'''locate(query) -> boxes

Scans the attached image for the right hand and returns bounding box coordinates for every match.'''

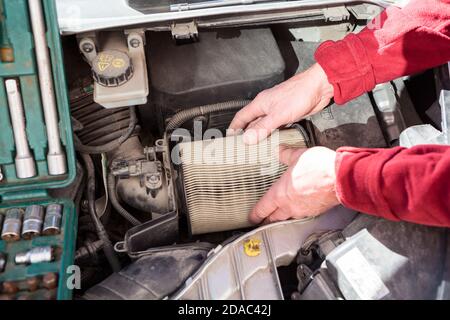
[249,146,340,225]
[228,63,334,144]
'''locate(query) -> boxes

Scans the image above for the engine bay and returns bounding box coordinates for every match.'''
[51,1,448,299]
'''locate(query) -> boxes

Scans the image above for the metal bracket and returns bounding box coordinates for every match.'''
[125,29,146,51]
[323,7,350,22]
[171,21,198,42]
[111,146,164,192]
[77,32,98,63]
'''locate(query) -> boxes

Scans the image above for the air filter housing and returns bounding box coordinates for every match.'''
[178,129,308,235]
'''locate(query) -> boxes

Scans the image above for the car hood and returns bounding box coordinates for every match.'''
[55,0,396,34]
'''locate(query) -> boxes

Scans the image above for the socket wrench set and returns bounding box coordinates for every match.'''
[0,1,77,299]
[0,200,76,300]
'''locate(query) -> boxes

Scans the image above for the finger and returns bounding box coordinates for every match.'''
[249,182,280,224]
[226,127,244,136]
[246,116,264,130]
[243,111,289,145]
[243,117,273,142]
[263,207,292,224]
[279,146,308,166]
[228,100,265,131]
[243,115,277,144]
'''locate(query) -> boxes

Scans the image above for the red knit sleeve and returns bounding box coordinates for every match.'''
[314,0,450,104]
[335,145,450,227]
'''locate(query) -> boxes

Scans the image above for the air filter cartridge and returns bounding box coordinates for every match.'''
[178,128,308,234]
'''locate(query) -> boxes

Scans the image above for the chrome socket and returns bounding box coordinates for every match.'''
[5,79,36,179]
[22,205,44,240]
[15,246,54,265]
[1,208,24,242]
[42,204,62,235]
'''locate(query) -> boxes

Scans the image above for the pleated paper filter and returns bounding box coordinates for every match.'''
[178,129,308,234]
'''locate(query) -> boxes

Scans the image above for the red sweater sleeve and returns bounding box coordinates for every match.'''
[314,0,450,104]
[335,145,450,227]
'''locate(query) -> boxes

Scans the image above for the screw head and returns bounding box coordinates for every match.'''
[130,38,140,48]
[82,42,94,53]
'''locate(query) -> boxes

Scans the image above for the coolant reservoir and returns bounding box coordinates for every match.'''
[79,31,148,108]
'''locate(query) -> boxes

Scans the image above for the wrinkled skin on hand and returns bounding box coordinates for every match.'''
[249,146,341,224]
[228,63,340,224]
[228,63,334,144]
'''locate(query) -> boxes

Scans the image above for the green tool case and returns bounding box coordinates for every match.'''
[0,0,77,300]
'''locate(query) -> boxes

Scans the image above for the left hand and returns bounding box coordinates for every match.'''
[228,63,334,144]
[249,146,341,224]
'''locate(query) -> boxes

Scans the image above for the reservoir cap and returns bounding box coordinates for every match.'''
[92,50,133,87]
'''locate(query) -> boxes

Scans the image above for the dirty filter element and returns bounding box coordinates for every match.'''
[178,129,308,235]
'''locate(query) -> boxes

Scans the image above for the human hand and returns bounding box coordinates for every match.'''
[249,146,340,224]
[228,63,334,144]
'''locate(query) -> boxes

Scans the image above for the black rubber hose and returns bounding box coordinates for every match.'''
[74,106,137,154]
[80,153,121,272]
[75,240,104,263]
[165,100,250,131]
[107,172,141,226]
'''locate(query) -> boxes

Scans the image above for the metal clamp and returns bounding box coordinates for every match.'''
[171,21,198,42]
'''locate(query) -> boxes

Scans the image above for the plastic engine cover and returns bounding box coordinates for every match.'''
[147,28,285,112]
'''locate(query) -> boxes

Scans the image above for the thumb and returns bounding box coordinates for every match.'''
[243,115,276,145]
[279,146,307,166]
